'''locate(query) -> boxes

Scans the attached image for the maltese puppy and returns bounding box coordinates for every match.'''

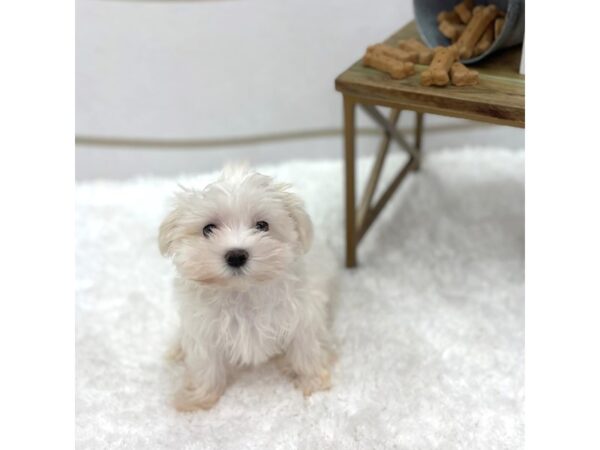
[159,164,334,411]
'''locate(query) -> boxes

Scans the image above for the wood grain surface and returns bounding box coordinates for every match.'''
[335,22,524,127]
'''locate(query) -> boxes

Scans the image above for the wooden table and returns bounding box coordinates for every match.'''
[335,21,524,268]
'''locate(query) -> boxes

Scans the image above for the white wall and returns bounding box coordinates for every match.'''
[76,0,524,180]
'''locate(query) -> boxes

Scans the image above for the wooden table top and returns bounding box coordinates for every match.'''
[335,22,525,128]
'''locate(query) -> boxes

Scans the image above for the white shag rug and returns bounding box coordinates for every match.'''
[76,147,524,449]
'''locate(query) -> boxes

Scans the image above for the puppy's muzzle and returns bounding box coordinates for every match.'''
[225,249,249,268]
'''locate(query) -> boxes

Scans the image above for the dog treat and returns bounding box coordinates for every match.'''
[494,17,505,40]
[450,62,479,86]
[455,4,498,59]
[364,3,509,89]
[363,52,415,79]
[439,20,466,42]
[367,44,418,63]
[454,0,474,24]
[420,46,458,86]
[398,38,435,65]
[437,10,461,24]
[474,23,494,56]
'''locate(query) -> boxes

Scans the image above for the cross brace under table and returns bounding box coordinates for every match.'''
[343,96,423,268]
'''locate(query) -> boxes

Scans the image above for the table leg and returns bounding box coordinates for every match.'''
[414,112,424,171]
[343,96,357,268]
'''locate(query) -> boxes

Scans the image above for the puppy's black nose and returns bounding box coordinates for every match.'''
[225,249,249,268]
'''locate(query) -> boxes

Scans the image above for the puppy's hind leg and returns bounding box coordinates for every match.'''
[283,313,334,397]
[164,335,185,362]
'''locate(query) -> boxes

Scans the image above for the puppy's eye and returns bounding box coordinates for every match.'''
[203,224,217,237]
[255,221,269,232]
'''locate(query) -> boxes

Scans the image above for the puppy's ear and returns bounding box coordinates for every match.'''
[280,188,313,254]
[158,204,182,257]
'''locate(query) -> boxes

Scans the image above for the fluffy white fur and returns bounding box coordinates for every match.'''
[76,149,524,449]
[158,164,333,411]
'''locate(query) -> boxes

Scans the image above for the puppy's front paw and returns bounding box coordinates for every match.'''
[173,385,222,412]
[294,369,331,397]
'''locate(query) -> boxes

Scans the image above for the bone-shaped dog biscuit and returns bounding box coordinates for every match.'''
[437,10,461,24]
[363,52,415,80]
[494,17,505,40]
[367,44,418,63]
[450,62,479,86]
[398,38,435,65]
[439,20,466,42]
[474,23,494,56]
[455,4,498,59]
[454,0,474,24]
[420,46,458,86]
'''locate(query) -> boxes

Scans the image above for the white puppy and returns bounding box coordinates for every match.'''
[159,164,333,411]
